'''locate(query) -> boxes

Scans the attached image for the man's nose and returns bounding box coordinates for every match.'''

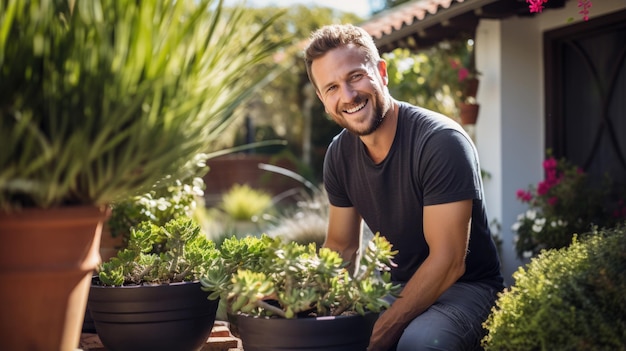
[339,83,357,102]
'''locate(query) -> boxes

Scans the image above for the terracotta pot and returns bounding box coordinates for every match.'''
[237,312,379,351]
[99,223,125,263]
[88,279,219,351]
[463,78,480,98]
[459,102,480,125]
[0,206,109,351]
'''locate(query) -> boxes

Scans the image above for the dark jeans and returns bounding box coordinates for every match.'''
[385,281,499,351]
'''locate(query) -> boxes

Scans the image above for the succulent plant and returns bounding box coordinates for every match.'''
[201,233,400,318]
[97,217,220,286]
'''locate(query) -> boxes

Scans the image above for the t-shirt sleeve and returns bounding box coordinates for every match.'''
[323,139,353,207]
[419,129,481,206]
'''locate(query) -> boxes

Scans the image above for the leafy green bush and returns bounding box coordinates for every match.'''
[482,224,626,350]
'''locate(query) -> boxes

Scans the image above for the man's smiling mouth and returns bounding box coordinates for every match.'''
[344,100,368,114]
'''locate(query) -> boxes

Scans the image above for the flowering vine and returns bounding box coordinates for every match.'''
[527,0,593,21]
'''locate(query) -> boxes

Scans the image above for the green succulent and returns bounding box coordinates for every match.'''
[201,233,400,318]
[98,217,220,286]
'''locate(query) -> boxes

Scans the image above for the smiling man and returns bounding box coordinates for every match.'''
[304,24,504,351]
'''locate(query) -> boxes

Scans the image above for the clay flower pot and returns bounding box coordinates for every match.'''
[0,206,108,351]
[459,102,480,125]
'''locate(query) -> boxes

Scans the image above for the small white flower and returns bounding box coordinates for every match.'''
[526,209,537,220]
[534,217,546,226]
[523,250,533,258]
[511,222,521,231]
[532,221,544,233]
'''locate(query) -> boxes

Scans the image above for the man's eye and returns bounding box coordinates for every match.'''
[326,86,337,93]
[351,73,363,81]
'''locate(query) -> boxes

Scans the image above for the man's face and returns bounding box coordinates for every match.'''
[311,44,390,136]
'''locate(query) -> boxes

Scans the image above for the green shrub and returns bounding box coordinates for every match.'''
[220,184,273,221]
[482,224,626,350]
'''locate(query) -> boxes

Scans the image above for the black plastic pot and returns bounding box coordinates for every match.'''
[88,279,219,351]
[237,312,379,351]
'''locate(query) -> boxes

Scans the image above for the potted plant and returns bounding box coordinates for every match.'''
[0,1,282,349]
[201,233,400,351]
[431,37,481,125]
[89,215,222,351]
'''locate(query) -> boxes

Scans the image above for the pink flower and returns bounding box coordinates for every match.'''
[527,0,548,13]
[457,67,469,82]
[546,169,558,183]
[537,180,552,196]
[547,196,558,206]
[543,157,557,172]
[578,0,592,21]
[516,189,533,202]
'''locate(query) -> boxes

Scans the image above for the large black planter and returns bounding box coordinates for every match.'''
[237,312,379,351]
[88,279,219,351]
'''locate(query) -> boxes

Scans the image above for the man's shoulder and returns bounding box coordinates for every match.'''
[327,129,357,159]
[397,101,459,129]
[396,102,465,143]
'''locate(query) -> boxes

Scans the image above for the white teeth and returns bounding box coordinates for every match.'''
[345,101,366,114]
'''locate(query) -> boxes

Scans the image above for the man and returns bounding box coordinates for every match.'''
[304,24,504,351]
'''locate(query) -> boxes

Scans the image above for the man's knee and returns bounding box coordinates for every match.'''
[394,304,482,351]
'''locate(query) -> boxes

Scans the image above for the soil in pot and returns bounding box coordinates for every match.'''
[88,279,219,351]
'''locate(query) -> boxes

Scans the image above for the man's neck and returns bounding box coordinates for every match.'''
[361,100,399,164]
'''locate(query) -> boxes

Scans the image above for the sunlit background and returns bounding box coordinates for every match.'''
[226,0,372,17]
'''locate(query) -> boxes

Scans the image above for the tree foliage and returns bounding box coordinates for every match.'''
[226,5,362,181]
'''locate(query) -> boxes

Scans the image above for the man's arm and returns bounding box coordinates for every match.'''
[367,199,472,351]
[323,204,363,269]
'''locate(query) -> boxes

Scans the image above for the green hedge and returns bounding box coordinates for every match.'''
[482,224,626,351]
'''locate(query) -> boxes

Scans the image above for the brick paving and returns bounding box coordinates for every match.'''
[78,321,243,351]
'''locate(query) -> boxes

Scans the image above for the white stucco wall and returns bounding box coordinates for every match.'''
[474,0,625,285]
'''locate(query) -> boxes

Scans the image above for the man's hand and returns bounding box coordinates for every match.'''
[367,309,406,351]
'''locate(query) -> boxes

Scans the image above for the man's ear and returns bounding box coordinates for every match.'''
[377,60,389,86]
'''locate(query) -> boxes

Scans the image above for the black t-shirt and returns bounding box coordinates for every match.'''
[324,102,503,289]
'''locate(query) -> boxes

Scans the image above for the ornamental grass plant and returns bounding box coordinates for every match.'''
[0,0,285,210]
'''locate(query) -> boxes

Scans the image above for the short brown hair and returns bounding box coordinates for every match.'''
[304,24,380,90]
